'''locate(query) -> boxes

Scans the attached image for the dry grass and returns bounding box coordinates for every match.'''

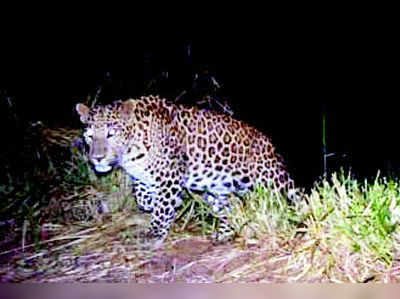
[1,127,400,282]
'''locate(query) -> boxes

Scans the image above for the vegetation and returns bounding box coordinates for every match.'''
[1,123,400,282]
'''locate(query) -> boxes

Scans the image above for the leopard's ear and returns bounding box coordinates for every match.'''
[121,100,135,121]
[76,103,90,123]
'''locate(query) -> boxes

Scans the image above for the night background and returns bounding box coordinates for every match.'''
[0,36,396,190]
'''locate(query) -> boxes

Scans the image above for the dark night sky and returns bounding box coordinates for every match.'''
[0,35,397,189]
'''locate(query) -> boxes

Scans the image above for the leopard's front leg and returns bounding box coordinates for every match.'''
[149,200,177,242]
[132,180,181,245]
[146,155,187,244]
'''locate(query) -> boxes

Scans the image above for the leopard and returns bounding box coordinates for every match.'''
[76,95,302,244]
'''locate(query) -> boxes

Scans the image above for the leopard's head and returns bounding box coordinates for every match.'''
[76,101,136,173]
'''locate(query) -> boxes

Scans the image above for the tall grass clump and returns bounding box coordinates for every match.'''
[228,172,400,282]
[294,172,399,281]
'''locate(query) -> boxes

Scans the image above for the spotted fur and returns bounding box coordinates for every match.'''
[76,96,302,243]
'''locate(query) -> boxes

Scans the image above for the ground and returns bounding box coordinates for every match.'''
[2,206,400,283]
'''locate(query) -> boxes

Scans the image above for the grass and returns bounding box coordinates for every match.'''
[1,126,400,282]
[212,172,399,282]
